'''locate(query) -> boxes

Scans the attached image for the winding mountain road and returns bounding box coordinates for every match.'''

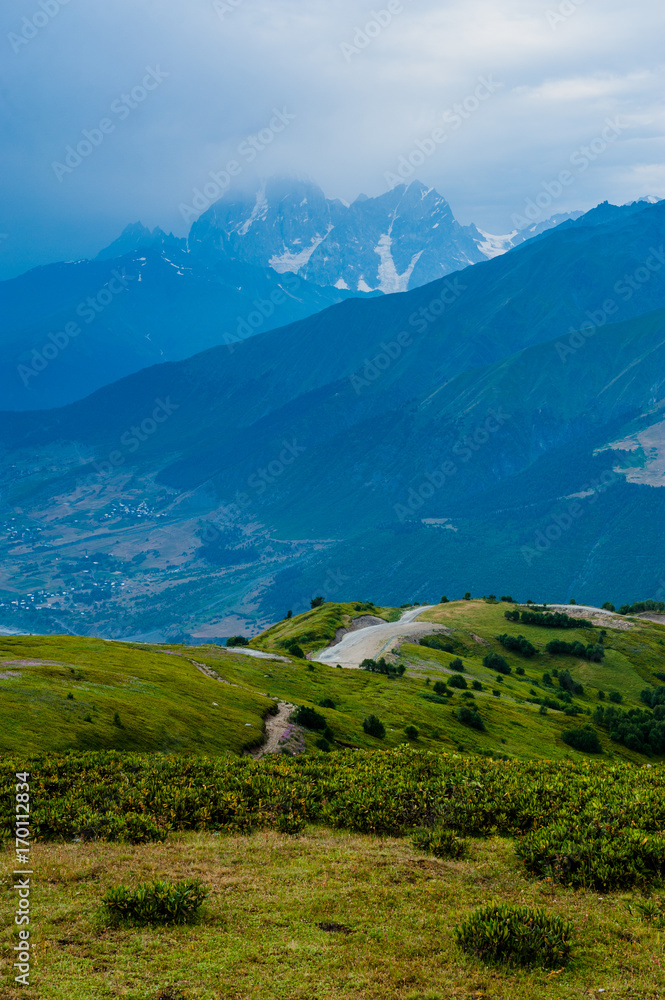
[313,605,449,669]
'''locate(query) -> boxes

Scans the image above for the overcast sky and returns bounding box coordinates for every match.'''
[0,0,663,278]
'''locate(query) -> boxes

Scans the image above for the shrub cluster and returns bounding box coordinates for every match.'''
[3,750,665,889]
[505,610,590,629]
[558,669,584,697]
[497,634,536,657]
[412,826,466,859]
[483,652,511,674]
[226,635,249,647]
[454,904,573,968]
[362,715,385,738]
[455,706,485,731]
[419,635,454,653]
[282,638,306,658]
[102,878,208,925]
[360,657,405,677]
[617,599,665,616]
[561,726,601,753]
[292,706,327,731]
[546,639,604,662]
[594,704,665,754]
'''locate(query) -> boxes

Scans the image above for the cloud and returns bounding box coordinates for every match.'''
[0,0,663,278]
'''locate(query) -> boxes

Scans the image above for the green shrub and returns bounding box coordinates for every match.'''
[226,635,249,647]
[517,820,665,891]
[282,639,305,658]
[456,706,485,731]
[315,737,332,752]
[448,674,467,690]
[515,665,525,676]
[472,680,483,691]
[450,658,464,671]
[483,652,511,674]
[112,711,123,728]
[411,826,466,858]
[454,903,573,968]
[419,635,453,653]
[362,715,385,738]
[609,690,623,704]
[405,725,419,740]
[433,680,447,695]
[561,726,601,753]
[102,878,208,925]
[319,697,336,708]
[497,634,536,657]
[292,706,327,731]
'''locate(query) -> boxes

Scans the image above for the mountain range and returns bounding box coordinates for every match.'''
[0,195,662,641]
[0,178,577,411]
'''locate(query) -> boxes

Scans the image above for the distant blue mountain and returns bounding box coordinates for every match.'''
[0,178,578,411]
[0,197,662,640]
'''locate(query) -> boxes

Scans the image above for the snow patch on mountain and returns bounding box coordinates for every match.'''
[375,233,423,293]
[269,226,332,274]
[476,229,520,259]
[238,182,269,236]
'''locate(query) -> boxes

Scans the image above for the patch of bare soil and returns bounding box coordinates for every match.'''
[251,701,297,758]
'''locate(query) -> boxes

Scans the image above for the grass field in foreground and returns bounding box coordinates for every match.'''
[1,829,663,1000]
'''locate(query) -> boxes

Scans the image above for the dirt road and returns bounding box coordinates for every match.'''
[312,605,448,669]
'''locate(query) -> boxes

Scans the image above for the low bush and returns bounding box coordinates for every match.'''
[419,635,454,653]
[319,698,336,709]
[362,715,385,738]
[517,820,665,891]
[561,726,601,753]
[456,706,485,731]
[448,674,467,690]
[102,878,207,925]
[361,657,405,677]
[449,658,464,671]
[483,652,511,674]
[411,826,467,859]
[454,903,573,968]
[433,680,447,695]
[546,639,604,662]
[497,634,536,657]
[292,706,327,731]
[226,635,249,647]
[405,725,419,740]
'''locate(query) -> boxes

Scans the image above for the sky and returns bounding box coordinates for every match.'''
[0,0,663,278]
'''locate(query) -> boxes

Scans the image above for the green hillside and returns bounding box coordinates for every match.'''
[2,599,664,761]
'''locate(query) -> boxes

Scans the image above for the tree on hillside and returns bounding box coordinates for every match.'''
[310,596,324,608]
